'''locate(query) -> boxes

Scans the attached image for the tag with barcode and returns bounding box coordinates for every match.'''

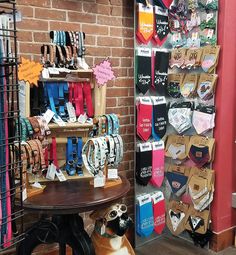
[46,164,56,181]
[94,174,105,188]
[56,169,67,182]
[108,169,118,180]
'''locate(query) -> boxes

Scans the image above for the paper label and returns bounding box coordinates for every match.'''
[22,188,27,201]
[43,109,55,124]
[136,47,152,57]
[139,97,152,105]
[53,115,66,126]
[42,68,50,79]
[78,113,87,124]
[137,194,151,206]
[152,140,165,150]
[48,67,60,75]
[139,142,152,152]
[94,175,105,188]
[108,169,118,180]
[46,164,56,181]
[206,13,214,22]
[151,96,166,105]
[56,169,67,182]
[66,102,77,123]
[151,191,164,204]
[31,182,43,189]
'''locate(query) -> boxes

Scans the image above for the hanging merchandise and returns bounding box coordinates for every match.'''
[165,135,190,161]
[188,136,215,167]
[182,48,203,69]
[168,101,193,134]
[165,165,190,197]
[153,6,170,46]
[150,141,165,187]
[151,191,165,235]
[192,105,216,135]
[188,167,215,211]
[185,205,210,235]
[94,114,120,136]
[136,97,152,142]
[136,194,154,237]
[136,3,154,44]
[136,143,152,186]
[201,45,220,73]
[167,73,184,98]
[135,48,152,95]
[65,137,83,176]
[198,0,218,11]
[151,96,167,140]
[180,73,198,98]
[152,50,169,95]
[169,48,186,69]
[166,200,189,236]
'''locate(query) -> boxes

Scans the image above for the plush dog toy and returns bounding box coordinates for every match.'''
[90,203,135,255]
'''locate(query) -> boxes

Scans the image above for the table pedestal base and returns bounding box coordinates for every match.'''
[17,214,95,255]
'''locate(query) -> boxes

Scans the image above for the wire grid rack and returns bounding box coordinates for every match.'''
[0,0,24,252]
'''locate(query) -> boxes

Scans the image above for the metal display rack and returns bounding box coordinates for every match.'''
[0,0,24,252]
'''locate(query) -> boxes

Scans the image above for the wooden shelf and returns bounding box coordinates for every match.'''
[28,169,93,184]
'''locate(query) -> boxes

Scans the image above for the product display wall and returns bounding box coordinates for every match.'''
[134,0,220,249]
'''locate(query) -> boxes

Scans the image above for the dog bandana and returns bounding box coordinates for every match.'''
[136,97,152,141]
[136,3,154,44]
[153,51,169,95]
[151,191,165,234]
[168,102,193,134]
[197,73,218,101]
[136,194,154,237]
[192,105,216,134]
[151,96,167,140]
[136,48,152,95]
[136,143,152,186]
[166,172,188,197]
[188,145,210,167]
[150,141,165,187]
[153,6,170,46]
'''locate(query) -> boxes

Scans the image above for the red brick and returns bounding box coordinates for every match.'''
[112,48,133,57]
[113,67,127,77]
[94,57,120,67]
[18,31,33,42]
[68,12,96,24]
[19,43,42,54]
[121,58,133,68]
[123,38,134,48]
[106,98,117,107]
[17,0,50,7]
[118,97,133,107]
[82,24,108,35]
[96,0,110,4]
[17,5,34,18]
[97,15,122,26]
[83,2,111,15]
[110,0,122,6]
[111,6,122,16]
[110,27,134,38]
[52,0,82,11]
[97,36,122,47]
[86,46,111,57]
[17,19,49,31]
[106,106,129,115]
[35,8,66,21]
[113,78,133,87]
[49,21,80,31]
[85,35,96,46]
[33,32,50,43]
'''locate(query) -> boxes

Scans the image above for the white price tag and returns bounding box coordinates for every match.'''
[43,109,55,124]
[48,67,60,75]
[108,169,118,180]
[94,175,105,188]
[46,164,56,181]
[78,113,87,124]
[66,102,77,123]
[42,68,50,79]
[22,188,27,201]
[55,169,67,182]
[53,115,66,126]
[31,182,43,189]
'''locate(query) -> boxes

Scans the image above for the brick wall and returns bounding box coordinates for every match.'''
[16,0,134,253]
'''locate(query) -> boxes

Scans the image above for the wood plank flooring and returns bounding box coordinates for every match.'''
[135,236,236,255]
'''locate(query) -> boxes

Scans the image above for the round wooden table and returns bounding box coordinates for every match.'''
[18,176,130,255]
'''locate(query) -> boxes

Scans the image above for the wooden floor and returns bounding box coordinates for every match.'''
[135,236,236,255]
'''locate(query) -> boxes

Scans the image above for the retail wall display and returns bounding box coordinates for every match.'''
[0,1,24,252]
[134,0,219,249]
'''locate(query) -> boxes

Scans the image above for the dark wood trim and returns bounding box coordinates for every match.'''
[210,228,235,252]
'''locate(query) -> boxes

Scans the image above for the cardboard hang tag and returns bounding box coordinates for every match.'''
[166,200,189,236]
[185,205,210,234]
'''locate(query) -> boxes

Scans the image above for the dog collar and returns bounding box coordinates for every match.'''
[94,224,117,239]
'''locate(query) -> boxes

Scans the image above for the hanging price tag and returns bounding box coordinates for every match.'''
[56,169,67,182]
[46,163,56,181]
[94,173,105,188]
[108,169,118,180]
